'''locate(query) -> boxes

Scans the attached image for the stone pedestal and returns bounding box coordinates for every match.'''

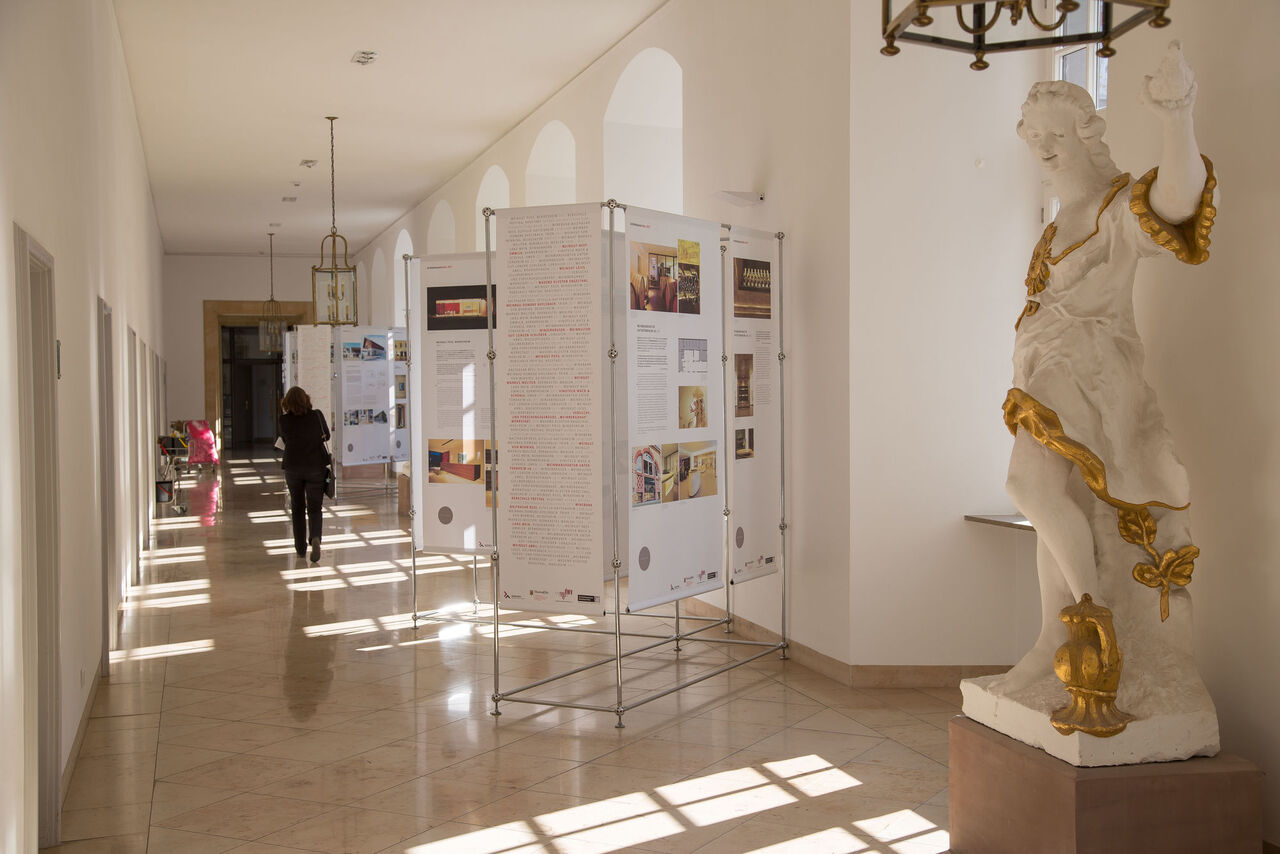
[949,716,1262,854]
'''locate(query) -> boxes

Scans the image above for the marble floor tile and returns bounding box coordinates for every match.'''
[54,461,957,853]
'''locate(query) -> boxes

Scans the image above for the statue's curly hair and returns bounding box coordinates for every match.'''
[1017,81,1120,177]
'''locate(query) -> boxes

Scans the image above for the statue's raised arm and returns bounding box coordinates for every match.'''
[1142,41,1208,224]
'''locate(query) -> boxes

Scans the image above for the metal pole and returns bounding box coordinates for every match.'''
[673,600,681,653]
[472,554,479,615]
[606,200,625,728]
[720,240,733,635]
[403,254,420,628]
[483,207,503,716]
[776,232,789,659]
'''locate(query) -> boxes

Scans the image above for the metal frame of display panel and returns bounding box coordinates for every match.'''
[400,203,790,728]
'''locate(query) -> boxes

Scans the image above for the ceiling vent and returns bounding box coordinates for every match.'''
[351,50,378,65]
[282,196,297,203]
[268,222,282,228]
[299,159,317,168]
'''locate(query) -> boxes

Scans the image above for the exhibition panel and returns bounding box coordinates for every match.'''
[389,326,408,461]
[725,226,784,585]
[623,207,726,610]
[334,325,393,464]
[494,202,607,613]
[408,253,496,554]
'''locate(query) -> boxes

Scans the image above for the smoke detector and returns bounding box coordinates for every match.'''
[299,159,317,168]
[351,50,379,65]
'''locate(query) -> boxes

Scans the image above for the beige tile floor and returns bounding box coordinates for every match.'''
[52,456,956,853]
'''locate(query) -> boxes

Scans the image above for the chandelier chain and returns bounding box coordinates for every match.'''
[329,117,337,236]
[268,232,275,300]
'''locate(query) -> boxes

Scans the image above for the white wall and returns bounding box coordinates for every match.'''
[847,16,1044,667]
[161,253,335,420]
[354,0,854,662]
[1100,6,1280,840]
[0,1,165,848]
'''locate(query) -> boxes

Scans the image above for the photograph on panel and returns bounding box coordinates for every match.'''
[361,335,388,360]
[678,385,707,429]
[629,241,678,312]
[734,257,772,319]
[677,441,718,500]
[426,284,493,331]
[632,444,662,507]
[394,339,408,361]
[676,238,701,314]
[736,427,755,460]
[428,438,485,485]
[735,353,754,418]
[661,443,680,503]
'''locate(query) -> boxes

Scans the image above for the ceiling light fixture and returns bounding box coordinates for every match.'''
[881,1,1170,70]
[282,196,297,203]
[259,232,284,353]
[300,159,318,168]
[312,116,357,326]
[351,50,379,65]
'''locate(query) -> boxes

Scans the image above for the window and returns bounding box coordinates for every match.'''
[1052,0,1108,110]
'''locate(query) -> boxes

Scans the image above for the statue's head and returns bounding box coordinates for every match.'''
[1017,81,1120,181]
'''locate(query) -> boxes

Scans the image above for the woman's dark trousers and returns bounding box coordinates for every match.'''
[284,470,326,553]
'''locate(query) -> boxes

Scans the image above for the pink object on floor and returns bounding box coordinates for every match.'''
[185,419,219,464]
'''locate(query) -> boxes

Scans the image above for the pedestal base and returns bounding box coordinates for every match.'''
[949,716,1262,854]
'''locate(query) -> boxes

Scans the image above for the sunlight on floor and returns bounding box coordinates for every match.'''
[108,638,214,662]
[399,755,945,853]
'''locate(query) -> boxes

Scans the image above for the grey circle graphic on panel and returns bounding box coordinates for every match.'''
[735,527,745,548]
[638,547,651,571]
[347,443,354,452]
[438,506,453,525]
[395,440,402,449]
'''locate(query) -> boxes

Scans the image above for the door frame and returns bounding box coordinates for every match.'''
[14,223,62,847]
[203,300,311,453]
[96,298,117,677]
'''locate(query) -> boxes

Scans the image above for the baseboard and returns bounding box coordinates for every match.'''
[682,596,1008,689]
[61,675,99,805]
[1262,841,1278,853]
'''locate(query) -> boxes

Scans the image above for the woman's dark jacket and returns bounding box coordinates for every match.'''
[278,409,331,473]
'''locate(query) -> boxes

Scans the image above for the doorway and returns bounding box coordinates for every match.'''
[14,225,62,847]
[221,326,282,448]
[97,299,117,677]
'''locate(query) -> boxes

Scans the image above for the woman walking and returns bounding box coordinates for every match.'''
[278,386,330,562]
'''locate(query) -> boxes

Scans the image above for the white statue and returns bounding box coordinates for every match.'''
[962,42,1221,766]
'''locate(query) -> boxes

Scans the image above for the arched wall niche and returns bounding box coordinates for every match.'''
[393,229,413,325]
[475,165,511,251]
[370,247,387,326]
[525,120,577,206]
[427,201,456,255]
[603,47,683,214]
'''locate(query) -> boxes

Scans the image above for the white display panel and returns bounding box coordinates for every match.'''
[336,326,393,464]
[293,325,334,431]
[390,326,409,462]
[495,204,605,612]
[410,253,495,554]
[726,228,782,584]
[623,207,725,611]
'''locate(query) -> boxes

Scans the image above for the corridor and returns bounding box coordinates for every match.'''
[55,458,953,853]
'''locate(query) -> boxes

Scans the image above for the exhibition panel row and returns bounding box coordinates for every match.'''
[405,202,785,616]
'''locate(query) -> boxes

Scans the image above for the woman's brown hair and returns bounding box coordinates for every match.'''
[281,386,312,416]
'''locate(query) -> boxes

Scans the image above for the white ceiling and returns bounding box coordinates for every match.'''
[112,0,667,256]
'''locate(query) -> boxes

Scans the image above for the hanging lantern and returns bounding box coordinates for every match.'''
[312,116,358,325]
[259,232,284,352]
[881,1,1171,71]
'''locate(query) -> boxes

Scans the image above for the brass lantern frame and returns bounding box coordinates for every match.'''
[312,116,358,326]
[881,1,1171,70]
